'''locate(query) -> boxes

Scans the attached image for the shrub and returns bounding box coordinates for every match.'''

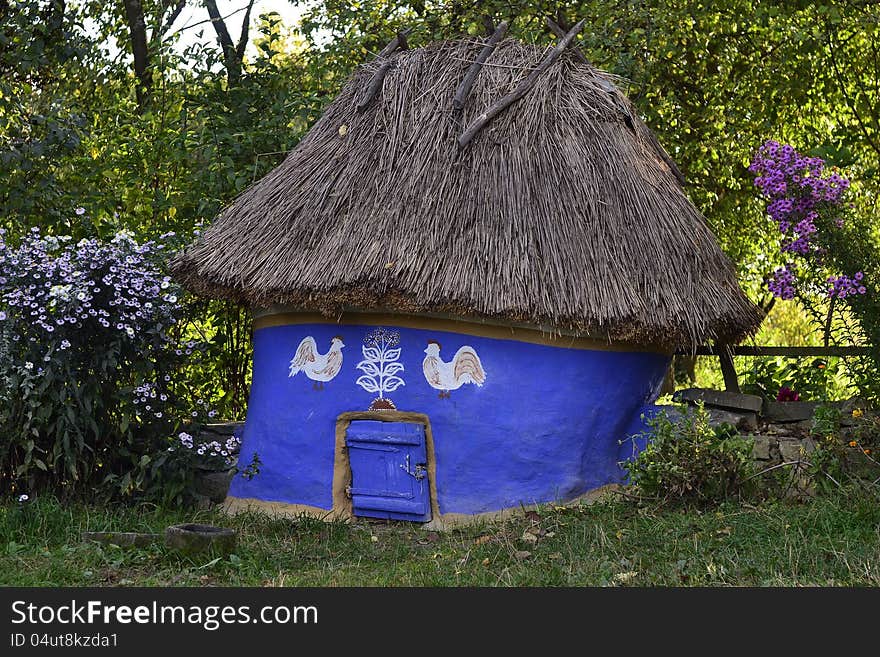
[172,429,260,480]
[749,141,880,402]
[741,356,848,402]
[807,404,880,493]
[623,404,756,505]
[0,227,235,501]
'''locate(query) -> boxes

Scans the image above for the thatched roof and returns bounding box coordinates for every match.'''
[171,35,763,350]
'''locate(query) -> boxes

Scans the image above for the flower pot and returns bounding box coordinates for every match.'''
[192,467,236,504]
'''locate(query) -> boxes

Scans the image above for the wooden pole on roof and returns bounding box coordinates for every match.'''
[545,17,589,65]
[356,27,413,113]
[377,28,412,59]
[452,21,509,112]
[457,18,585,149]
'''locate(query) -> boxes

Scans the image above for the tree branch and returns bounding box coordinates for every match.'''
[170,4,249,36]
[826,25,880,159]
[203,0,242,83]
[236,0,256,61]
[162,0,187,33]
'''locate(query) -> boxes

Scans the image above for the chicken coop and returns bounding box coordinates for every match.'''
[171,22,762,526]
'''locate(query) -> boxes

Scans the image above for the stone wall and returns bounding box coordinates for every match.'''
[670,388,874,496]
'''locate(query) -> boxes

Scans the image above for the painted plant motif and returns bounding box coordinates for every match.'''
[356,327,405,410]
[289,336,345,389]
[422,341,486,398]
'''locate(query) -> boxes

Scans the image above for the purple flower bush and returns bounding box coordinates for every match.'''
[749,140,864,299]
[750,140,880,401]
[0,227,250,500]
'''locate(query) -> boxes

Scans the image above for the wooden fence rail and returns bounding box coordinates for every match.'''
[674,345,875,393]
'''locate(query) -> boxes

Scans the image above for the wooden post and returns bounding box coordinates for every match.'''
[356,60,395,113]
[718,344,740,394]
[355,28,413,113]
[376,28,412,59]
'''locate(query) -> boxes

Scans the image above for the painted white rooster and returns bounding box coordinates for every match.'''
[422,340,486,398]
[289,336,345,389]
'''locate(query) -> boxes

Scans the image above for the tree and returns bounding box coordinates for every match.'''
[119,0,188,110]
[203,0,255,85]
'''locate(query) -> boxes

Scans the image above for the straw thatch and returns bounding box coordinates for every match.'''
[171,36,763,350]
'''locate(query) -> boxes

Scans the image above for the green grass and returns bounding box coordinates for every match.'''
[1,494,879,586]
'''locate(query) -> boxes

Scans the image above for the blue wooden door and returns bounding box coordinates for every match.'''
[346,420,431,522]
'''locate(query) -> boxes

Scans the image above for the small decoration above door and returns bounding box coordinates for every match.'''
[356,327,405,410]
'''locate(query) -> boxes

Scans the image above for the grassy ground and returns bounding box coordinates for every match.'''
[2,493,879,587]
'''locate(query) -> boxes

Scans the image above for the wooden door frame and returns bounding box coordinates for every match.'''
[332,411,440,522]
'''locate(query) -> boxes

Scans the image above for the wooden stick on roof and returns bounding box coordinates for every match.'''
[356,28,413,113]
[377,28,412,59]
[457,18,585,150]
[453,21,509,112]
[545,17,590,65]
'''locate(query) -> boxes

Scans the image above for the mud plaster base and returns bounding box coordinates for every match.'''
[221,484,621,531]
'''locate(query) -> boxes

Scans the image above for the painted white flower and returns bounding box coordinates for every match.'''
[23,361,33,370]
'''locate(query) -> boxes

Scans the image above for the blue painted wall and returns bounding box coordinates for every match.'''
[229,321,670,515]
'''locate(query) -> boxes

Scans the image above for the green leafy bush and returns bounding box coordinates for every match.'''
[742,356,848,402]
[807,404,880,493]
[623,404,756,505]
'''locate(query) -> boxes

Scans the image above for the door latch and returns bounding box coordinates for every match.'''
[400,455,427,481]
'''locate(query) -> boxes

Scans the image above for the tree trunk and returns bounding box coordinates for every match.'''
[122,0,151,110]
[204,0,254,86]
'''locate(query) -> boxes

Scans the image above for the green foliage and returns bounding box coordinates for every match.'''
[624,404,756,505]
[807,404,880,493]
[741,357,848,401]
[0,0,91,226]
[811,403,842,440]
